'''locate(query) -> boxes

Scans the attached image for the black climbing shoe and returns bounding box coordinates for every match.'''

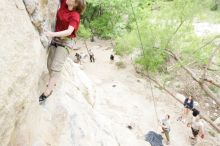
[39,91,52,104]
[39,93,48,103]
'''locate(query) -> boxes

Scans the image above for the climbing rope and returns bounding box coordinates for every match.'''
[129,0,160,125]
[129,0,145,55]
[83,40,90,54]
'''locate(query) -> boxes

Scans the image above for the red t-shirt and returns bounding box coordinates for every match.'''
[55,0,80,38]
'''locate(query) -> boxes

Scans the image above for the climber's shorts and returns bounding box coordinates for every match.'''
[47,45,71,73]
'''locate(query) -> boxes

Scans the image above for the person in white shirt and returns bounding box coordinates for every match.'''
[187,109,205,140]
[160,114,171,145]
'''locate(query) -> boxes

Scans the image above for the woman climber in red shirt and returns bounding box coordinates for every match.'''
[39,0,86,103]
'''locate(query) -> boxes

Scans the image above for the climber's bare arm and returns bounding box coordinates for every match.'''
[45,25,74,37]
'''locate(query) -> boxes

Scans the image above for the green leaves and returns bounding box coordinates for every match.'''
[81,0,131,38]
[78,24,92,39]
[115,0,218,72]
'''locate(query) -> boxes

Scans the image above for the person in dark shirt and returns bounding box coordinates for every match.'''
[183,95,194,113]
[177,95,194,122]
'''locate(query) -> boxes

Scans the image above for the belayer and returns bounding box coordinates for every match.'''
[187,108,205,141]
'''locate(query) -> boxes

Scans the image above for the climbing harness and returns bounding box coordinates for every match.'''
[51,39,70,54]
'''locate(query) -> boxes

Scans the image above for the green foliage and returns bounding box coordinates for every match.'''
[136,49,167,72]
[77,24,92,39]
[83,0,220,73]
[115,0,217,72]
[210,0,219,11]
[115,32,139,56]
[90,13,114,38]
[196,0,220,23]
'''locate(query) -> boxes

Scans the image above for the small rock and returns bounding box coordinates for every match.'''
[112,85,116,88]
[194,101,199,107]
[127,125,133,130]
[213,101,217,105]
[82,54,88,59]
[207,111,210,116]
[205,103,210,107]
[213,113,218,117]
[166,81,171,85]
[214,117,220,126]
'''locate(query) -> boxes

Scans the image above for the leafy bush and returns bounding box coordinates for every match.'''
[78,24,92,39]
[115,31,139,56]
[90,13,114,38]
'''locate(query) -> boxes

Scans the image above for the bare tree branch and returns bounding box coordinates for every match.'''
[207,68,220,72]
[202,78,220,88]
[201,47,220,82]
[167,61,196,72]
[165,21,184,49]
[164,49,220,105]
[192,35,220,54]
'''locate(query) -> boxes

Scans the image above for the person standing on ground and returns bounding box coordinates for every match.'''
[89,49,95,62]
[160,114,171,145]
[39,0,86,103]
[187,109,205,141]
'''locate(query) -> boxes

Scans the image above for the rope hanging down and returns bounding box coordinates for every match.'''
[129,0,159,124]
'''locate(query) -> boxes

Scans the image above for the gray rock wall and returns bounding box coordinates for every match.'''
[0,0,47,145]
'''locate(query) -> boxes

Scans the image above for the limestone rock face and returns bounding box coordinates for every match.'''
[23,0,59,47]
[23,0,37,15]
